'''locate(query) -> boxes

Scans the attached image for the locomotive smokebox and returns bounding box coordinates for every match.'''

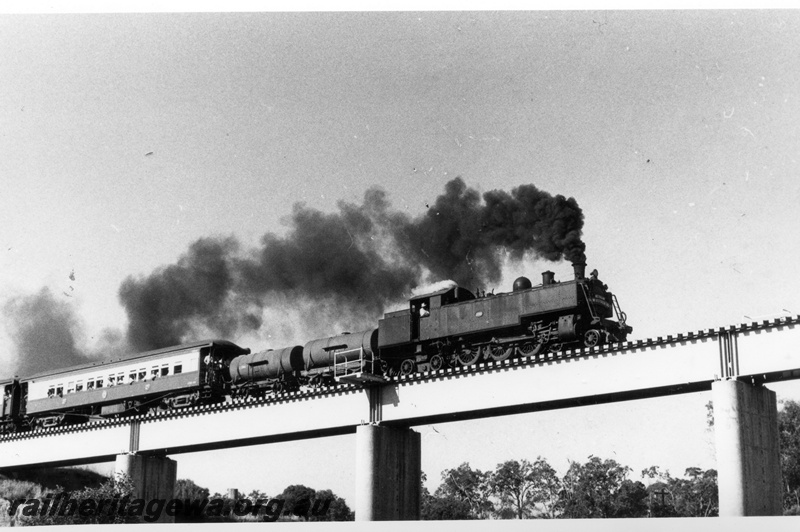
[572,262,586,280]
[541,271,555,286]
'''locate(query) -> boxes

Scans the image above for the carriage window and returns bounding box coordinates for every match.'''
[160,364,169,377]
[76,381,83,392]
[117,372,124,385]
[173,363,182,375]
[96,377,104,388]
[87,379,95,390]
[108,375,116,386]
[67,382,75,394]
[138,368,146,380]
[151,366,159,379]
[47,386,55,397]
[129,371,137,383]
[56,385,63,397]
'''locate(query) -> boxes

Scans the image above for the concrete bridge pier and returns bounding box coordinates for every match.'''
[355,424,421,521]
[713,379,782,516]
[114,453,177,523]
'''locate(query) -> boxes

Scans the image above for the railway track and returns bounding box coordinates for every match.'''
[2,315,797,443]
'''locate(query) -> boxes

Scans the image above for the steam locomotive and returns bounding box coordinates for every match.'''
[1,263,630,434]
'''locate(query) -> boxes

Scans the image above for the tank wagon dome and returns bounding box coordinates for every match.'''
[512,276,532,291]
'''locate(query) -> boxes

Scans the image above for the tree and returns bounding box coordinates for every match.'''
[613,479,649,518]
[421,470,474,520]
[276,484,316,521]
[273,484,350,521]
[17,473,138,526]
[674,468,718,517]
[488,457,562,519]
[559,456,648,518]
[529,457,562,518]
[489,460,534,519]
[435,463,494,519]
[309,489,354,521]
[641,465,718,517]
[422,493,474,520]
[247,489,269,503]
[174,478,210,502]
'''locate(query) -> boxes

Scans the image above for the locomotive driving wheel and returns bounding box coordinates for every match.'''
[517,338,545,358]
[457,346,481,366]
[488,344,512,362]
[430,354,444,371]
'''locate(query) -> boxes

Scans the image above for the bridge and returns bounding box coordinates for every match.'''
[2,316,799,519]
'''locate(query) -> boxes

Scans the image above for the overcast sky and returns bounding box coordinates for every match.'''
[2,9,799,505]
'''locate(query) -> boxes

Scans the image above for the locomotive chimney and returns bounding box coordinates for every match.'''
[542,271,555,285]
[572,262,586,280]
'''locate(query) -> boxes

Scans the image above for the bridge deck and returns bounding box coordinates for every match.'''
[1,319,797,470]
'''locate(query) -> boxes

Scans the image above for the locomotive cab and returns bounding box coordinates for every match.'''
[409,286,476,340]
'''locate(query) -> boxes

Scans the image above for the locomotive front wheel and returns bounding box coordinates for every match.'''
[430,354,444,371]
[400,359,416,376]
[584,329,601,347]
[457,347,480,366]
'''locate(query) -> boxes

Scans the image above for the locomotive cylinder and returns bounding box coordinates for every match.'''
[303,328,379,370]
[229,345,304,383]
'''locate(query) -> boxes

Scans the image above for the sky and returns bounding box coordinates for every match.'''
[1,8,800,507]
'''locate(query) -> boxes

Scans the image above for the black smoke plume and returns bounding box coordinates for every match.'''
[2,288,92,376]
[396,178,586,286]
[119,178,586,351]
[118,237,243,350]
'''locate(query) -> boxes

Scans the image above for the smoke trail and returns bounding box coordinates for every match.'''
[481,183,586,264]
[2,288,91,376]
[119,178,586,351]
[396,179,586,289]
[236,188,420,313]
[118,237,245,351]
